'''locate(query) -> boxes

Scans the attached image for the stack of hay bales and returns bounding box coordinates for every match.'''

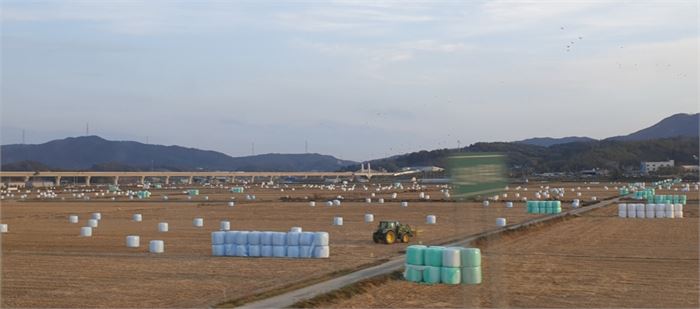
[230,187,244,193]
[212,230,329,258]
[403,245,481,285]
[526,201,562,214]
[618,203,683,219]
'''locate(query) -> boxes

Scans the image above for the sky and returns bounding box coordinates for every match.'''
[1,0,698,161]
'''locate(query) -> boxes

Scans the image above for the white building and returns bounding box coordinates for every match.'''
[641,160,675,174]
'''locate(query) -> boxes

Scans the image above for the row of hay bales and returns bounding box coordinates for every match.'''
[618,203,684,218]
[70,212,186,253]
[404,245,482,285]
[526,201,562,214]
[211,229,330,258]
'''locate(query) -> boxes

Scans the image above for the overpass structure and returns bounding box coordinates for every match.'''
[0,171,396,186]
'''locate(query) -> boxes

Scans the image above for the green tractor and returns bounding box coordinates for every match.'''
[372,220,415,244]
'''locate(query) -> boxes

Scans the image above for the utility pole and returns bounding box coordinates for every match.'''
[21,129,25,144]
[86,122,89,136]
[457,139,461,150]
[305,140,308,153]
[251,142,255,155]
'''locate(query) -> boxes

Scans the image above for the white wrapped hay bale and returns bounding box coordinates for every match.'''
[235,231,249,245]
[149,240,164,253]
[313,232,329,246]
[442,247,461,267]
[92,213,101,220]
[635,204,645,218]
[482,201,490,207]
[212,244,225,256]
[391,193,398,199]
[290,227,303,233]
[299,232,314,246]
[287,246,300,258]
[299,246,313,258]
[378,198,385,204]
[261,245,273,257]
[655,204,666,218]
[193,217,204,227]
[626,204,636,218]
[505,202,513,208]
[87,219,99,228]
[364,213,374,223]
[220,221,231,231]
[225,231,237,244]
[309,201,316,207]
[665,203,675,219]
[158,222,169,232]
[333,217,343,226]
[326,201,333,207]
[618,204,627,218]
[496,218,507,227]
[248,245,261,257]
[401,201,408,207]
[313,246,330,258]
[126,235,140,248]
[645,204,655,218]
[228,201,235,207]
[260,231,273,245]
[287,232,301,246]
[248,231,261,245]
[80,226,92,237]
[211,231,225,245]
[272,232,286,246]
[235,245,248,257]
[366,198,372,203]
[132,214,142,222]
[333,199,341,206]
[426,215,437,224]
[273,246,286,257]
[225,244,236,256]
[68,215,79,224]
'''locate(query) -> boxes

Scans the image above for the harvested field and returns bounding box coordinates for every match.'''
[2,184,545,308]
[309,200,699,308]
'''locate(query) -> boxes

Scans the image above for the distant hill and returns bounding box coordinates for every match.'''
[0,160,55,171]
[513,113,698,146]
[344,136,698,173]
[515,136,597,147]
[606,113,699,141]
[0,136,356,172]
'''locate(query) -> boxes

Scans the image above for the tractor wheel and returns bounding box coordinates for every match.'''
[385,231,396,244]
[401,234,410,243]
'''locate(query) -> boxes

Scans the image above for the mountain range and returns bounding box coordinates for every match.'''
[515,113,698,147]
[1,136,355,172]
[1,113,697,172]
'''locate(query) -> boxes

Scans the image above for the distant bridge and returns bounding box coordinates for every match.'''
[0,171,397,186]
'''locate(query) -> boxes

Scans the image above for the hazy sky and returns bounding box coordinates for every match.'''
[1,0,698,161]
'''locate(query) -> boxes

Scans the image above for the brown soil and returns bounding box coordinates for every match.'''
[315,199,699,308]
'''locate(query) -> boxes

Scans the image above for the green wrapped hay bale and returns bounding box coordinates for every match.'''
[681,195,687,205]
[406,245,427,266]
[461,266,482,285]
[440,267,461,285]
[460,247,481,267]
[404,264,423,282]
[424,246,445,267]
[527,201,537,213]
[423,266,441,284]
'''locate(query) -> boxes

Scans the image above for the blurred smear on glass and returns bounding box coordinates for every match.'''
[447,153,506,199]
